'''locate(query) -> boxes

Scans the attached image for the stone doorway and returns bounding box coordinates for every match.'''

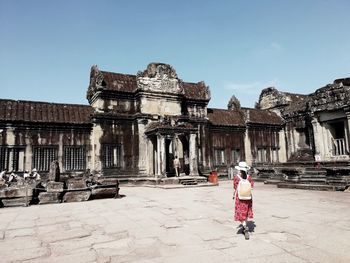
[178,135,190,175]
[164,134,190,177]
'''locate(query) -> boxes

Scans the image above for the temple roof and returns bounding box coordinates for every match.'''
[100,71,209,101]
[100,71,138,93]
[182,81,210,101]
[207,108,283,126]
[242,108,283,125]
[89,65,210,101]
[207,108,245,126]
[310,78,350,112]
[0,99,283,127]
[0,99,93,124]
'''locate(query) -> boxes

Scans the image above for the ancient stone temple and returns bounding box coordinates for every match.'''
[0,63,349,189]
[257,78,350,189]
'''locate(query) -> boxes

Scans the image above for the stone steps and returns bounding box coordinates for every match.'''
[298,178,327,184]
[302,173,327,178]
[277,183,345,191]
[255,164,350,191]
[179,179,198,185]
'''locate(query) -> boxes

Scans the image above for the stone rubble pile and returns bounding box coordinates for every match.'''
[0,161,120,208]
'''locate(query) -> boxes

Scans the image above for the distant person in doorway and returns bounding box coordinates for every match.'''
[173,156,181,177]
[233,161,254,240]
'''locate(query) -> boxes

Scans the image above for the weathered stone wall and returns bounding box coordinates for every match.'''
[197,124,211,173]
[139,95,182,116]
[0,124,91,174]
[258,87,287,111]
[137,119,149,176]
[209,128,245,168]
[248,127,281,163]
[94,119,139,176]
[187,105,207,118]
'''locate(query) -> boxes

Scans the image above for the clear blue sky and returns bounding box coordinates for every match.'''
[1,0,349,108]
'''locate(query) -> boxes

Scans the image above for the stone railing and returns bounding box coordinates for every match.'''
[333,138,346,156]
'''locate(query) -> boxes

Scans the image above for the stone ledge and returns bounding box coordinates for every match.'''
[277,183,345,191]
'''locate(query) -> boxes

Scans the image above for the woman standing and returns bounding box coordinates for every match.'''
[233,161,254,239]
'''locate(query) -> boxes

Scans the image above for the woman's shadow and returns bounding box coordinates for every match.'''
[236,221,256,234]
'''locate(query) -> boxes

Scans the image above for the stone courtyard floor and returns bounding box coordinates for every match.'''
[0,181,349,263]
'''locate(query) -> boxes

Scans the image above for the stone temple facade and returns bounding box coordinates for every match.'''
[0,63,349,187]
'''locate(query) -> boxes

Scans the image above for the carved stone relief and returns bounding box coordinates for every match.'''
[137,63,184,94]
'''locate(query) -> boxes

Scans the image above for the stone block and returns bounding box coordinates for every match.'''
[91,186,118,198]
[66,179,87,190]
[46,181,64,192]
[96,178,119,186]
[48,160,60,182]
[62,190,91,202]
[0,187,32,198]
[2,197,30,207]
[38,192,61,204]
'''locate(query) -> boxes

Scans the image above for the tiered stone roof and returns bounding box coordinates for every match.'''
[0,99,92,124]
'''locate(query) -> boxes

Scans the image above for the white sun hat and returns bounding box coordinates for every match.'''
[234,161,250,172]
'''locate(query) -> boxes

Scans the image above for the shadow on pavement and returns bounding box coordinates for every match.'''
[236,220,256,235]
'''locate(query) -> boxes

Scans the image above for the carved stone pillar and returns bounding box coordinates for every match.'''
[156,135,161,177]
[311,117,325,158]
[90,123,103,173]
[345,111,350,154]
[278,129,287,163]
[156,134,166,177]
[147,138,154,176]
[137,119,148,176]
[189,133,199,176]
[244,130,252,166]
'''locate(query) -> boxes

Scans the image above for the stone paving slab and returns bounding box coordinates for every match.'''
[0,181,349,262]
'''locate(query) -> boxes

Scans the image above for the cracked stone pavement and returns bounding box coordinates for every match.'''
[0,181,349,263]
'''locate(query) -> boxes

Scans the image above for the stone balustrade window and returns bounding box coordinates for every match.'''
[102,144,122,168]
[33,146,58,172]
[271,147,279,163]
[64,146,86,171]
[231,149,240,164]
[214,148,225,165]
[332,138,346,156]
[0,146,25,172]
[257,148,267,163]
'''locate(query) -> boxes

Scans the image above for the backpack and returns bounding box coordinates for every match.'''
[237,174,252,200]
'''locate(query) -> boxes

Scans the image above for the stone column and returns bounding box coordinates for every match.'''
[24,135,32,172]
[137,120,148,176]
[156,134,166,177]
[189,133,199,176]
[345,112,350,154]
[244,130,252,166]
[90,123,103,173]
[160,135,166,176]
[278,129,287,163]
[199,126,207,168]
[156,134,161,177]
[311,117,325,158]
[147,138,154,176]
[6,126,15,145]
